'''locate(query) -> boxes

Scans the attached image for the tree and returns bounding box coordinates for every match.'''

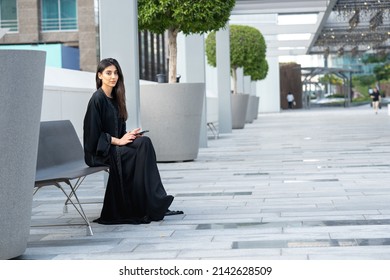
[205,24,268,94]
[362,52,389,64]
[138,0,236,83]
[373,63,390,83]
[353,75,376,87]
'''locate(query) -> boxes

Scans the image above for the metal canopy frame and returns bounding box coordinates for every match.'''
[233,0,390,57]
[301,66,360,107]
[310,0,390,56]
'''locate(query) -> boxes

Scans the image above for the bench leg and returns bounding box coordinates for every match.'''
[63,177,85,211]
[86,225,93,236]
[207,122,219,139]
[57,181,94,236]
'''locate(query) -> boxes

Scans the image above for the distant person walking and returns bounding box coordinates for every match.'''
[368,88,373,107]
[371,87,381,114]
[287,91,295,109]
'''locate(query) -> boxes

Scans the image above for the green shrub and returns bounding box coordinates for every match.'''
[205,24,268,94]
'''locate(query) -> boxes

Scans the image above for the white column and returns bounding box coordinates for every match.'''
[99,0,140,128]
[257,55,280,113]
[251,81,257,96]
[244,75,251,95]
[216,26,232,134]
[177,33,208,147]
[236,67,244,94]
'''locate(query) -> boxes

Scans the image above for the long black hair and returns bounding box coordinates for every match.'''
[96,58,128,120]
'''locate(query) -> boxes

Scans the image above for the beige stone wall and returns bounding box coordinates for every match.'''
[40,32,79,44]
[17,0,39,42]
[78,0,98,72]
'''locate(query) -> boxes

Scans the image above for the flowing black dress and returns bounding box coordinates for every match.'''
[83,88,173,224]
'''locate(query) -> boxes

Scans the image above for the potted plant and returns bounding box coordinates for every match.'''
[138,0,235,162]
[205,24,268,128]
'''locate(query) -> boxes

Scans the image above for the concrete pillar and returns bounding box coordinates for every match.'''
[244,75,251,95]
[258,55,280,113]
[252,81,260,119]
[216,26,232,134]
[0,50,46,259]
[245,76,257,123]
[177,33,208,148]
[99,0,140,128]
[236,68,244,94]
[251,81,257,96]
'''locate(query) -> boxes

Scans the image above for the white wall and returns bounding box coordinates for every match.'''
[42,67,95,139]
[42,67,155,140]
[205,63,218,97]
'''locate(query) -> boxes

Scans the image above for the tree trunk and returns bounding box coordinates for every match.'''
[168,28,179,83]
[232,67,238,94]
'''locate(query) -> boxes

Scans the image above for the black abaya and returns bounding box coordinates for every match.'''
[83,88,173,224]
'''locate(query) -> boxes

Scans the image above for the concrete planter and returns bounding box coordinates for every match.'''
[253,96,260,120]
[0,50,46,259]
[231,93,249,129]
[245,95,256,123]
[245,95,260,123]
[140,83,205,162]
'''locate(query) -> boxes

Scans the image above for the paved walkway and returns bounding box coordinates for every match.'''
[22,105,390,260]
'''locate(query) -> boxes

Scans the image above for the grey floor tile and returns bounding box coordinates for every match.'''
[21,105,390,260]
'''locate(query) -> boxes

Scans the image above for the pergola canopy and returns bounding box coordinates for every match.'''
[232,0,390,57]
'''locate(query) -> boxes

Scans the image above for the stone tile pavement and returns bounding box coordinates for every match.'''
[19,104,390,260]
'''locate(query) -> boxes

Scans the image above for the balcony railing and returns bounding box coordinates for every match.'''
[0,19,18,32]
[41,18,77,31]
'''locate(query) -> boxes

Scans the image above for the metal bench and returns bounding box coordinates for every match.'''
[206,96,219,139]
[34,120,108,236]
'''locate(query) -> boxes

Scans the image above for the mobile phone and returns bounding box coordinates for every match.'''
[137,130,149,135]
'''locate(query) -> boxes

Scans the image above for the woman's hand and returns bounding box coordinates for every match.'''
[129,128,142,137]
[111,128,141,146]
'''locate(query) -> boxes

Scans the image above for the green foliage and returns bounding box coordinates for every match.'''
[246,58,268,81]
[318,74,343,86]
[361,53,389,64]
[205,24,268,82]
[352,75,376,87]
[138,0,236,35]
[138,0,235,83]
[373,63,390,82]
[353,84,371,102]
[205,31,217,67]
[351,76,374,102]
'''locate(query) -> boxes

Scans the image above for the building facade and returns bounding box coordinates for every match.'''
[0,0,97,72]
[0,0,166,80]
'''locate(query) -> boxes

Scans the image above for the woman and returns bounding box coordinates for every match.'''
[83,58,182,224]
[371,88,381,114]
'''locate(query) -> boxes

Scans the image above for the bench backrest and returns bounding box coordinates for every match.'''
[37,120,84,170]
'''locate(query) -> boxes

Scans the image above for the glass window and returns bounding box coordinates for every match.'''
[0,0,18,32]
[41,0,77,31]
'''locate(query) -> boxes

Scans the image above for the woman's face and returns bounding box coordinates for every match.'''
[98,64,118,89]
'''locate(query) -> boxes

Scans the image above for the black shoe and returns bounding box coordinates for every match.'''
[165,209,184,216]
